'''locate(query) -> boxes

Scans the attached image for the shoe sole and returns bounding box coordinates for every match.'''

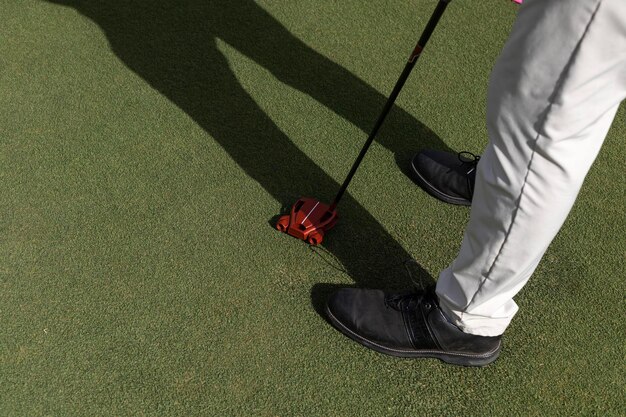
[409,157,472,206]
[325,305,500,367]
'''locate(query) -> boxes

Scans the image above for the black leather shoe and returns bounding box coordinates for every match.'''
[409,150,480,206]
[326,288,501,367]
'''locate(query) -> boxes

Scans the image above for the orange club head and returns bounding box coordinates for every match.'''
[276,197,338,245]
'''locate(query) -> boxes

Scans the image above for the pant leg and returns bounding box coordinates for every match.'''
[436,0,626,336]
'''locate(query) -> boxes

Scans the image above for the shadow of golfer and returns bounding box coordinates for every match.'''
[45,0,445,296]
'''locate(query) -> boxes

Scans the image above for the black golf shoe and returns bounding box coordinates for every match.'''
[326,288,501,367]
[409,150,481,206]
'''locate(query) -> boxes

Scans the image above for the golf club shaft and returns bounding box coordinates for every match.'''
[330,0,451,209]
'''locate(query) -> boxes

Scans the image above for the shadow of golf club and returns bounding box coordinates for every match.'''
[45,0,442,306]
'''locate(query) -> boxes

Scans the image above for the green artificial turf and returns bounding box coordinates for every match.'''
[1,0,624,415]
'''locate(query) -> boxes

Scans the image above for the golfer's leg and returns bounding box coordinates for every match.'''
[436,0,626,336]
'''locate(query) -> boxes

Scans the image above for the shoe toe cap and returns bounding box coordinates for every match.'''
[412,150,460,182]
[326,288,380,327]
[411,150,473,203]
[326,289,412,349]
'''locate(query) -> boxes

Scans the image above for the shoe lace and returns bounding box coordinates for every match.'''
[457,151,480,195]
[384,260,434,311]
[384,291,425,311]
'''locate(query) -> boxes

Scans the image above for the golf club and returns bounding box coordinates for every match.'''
[277,0,452,245]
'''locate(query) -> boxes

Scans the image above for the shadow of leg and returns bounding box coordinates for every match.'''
[44,0,437,298]
[216,0,451,174]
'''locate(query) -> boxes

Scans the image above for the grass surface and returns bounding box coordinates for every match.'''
[1,0,625,415]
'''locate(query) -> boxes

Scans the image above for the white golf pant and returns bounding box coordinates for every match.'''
[436,0,626,336]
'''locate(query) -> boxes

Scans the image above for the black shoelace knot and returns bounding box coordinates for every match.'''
[384,291,432,312]
[458,151,480,195]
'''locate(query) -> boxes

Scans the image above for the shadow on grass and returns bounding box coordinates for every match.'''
[45,0,441,307]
